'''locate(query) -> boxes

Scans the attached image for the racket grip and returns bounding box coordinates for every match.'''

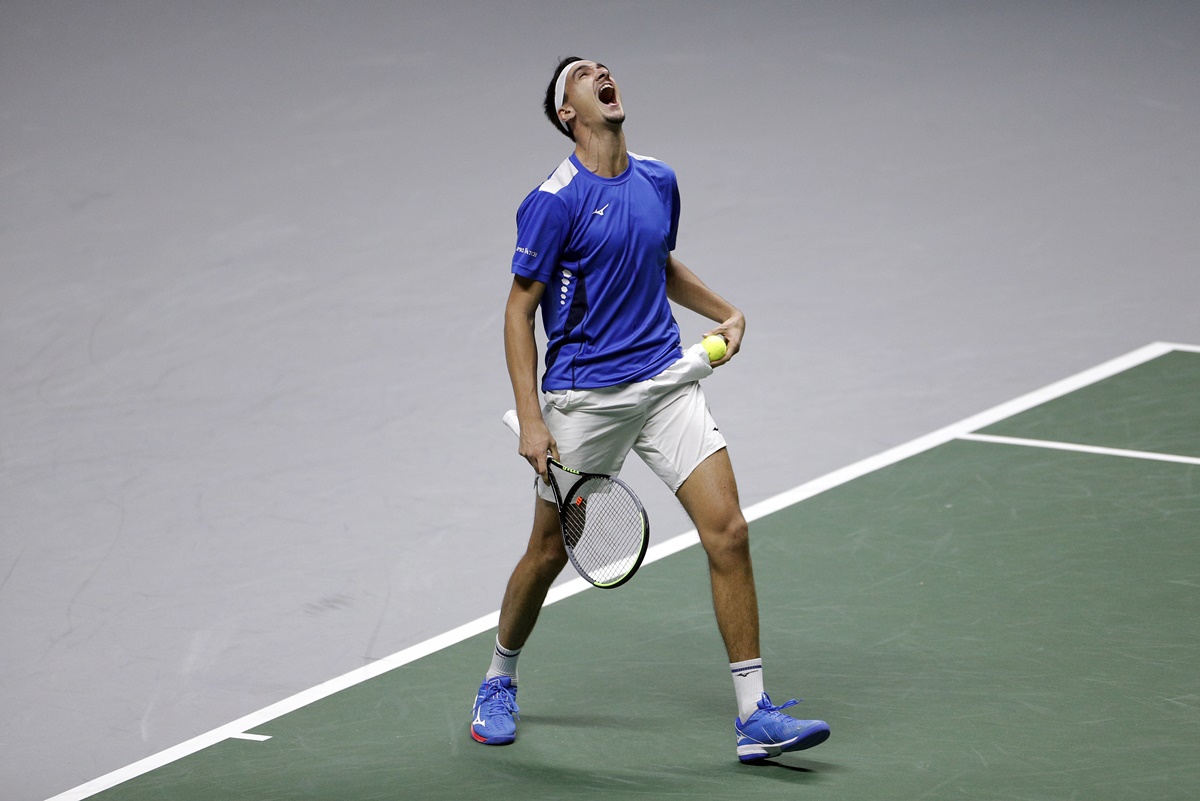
[501,409,521,437]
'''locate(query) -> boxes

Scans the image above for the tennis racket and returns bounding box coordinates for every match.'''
[502,410,650,589]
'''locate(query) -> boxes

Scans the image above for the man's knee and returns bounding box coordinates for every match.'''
[700,513,750,563]
[527,499,569,570]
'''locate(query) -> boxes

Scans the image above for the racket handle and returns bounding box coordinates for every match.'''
[501,409,521,437]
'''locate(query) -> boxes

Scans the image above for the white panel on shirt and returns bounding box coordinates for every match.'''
[538,157,579,195]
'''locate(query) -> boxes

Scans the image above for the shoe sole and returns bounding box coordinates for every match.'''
[737,723,830,763]
[471,728,515,745]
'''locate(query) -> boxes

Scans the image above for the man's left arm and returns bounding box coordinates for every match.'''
[665,255,745,367]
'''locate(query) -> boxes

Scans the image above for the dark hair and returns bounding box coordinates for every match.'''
[543,56,583,141]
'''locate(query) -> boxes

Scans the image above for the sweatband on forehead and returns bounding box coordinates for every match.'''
[554,60,587,132]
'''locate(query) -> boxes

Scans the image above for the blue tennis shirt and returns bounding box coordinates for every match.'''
[512,152,684,391]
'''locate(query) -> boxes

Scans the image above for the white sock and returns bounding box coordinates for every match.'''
[486,637,521,685]
[731,658,765,720]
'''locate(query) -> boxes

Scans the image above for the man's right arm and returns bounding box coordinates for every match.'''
[504,275,556,478]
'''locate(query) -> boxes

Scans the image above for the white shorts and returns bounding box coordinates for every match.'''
[537,344,727,503]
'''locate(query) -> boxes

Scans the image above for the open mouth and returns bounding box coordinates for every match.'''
[598,83,617,106]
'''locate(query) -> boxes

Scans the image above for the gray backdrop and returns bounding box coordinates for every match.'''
[2,2,1197,799]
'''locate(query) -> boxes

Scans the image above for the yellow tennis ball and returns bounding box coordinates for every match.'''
[702,335,727,362]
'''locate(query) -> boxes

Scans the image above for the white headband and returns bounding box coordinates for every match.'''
[554,60,587,132]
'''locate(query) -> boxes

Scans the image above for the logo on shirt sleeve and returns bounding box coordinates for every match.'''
[515,246,538,258]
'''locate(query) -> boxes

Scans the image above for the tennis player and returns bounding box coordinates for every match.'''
[470,57,830,763]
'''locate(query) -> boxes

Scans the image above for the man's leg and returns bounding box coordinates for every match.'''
[471,497,565,746]
[676,447,830,761]
[674,447,759,662]
[498,497,568,649]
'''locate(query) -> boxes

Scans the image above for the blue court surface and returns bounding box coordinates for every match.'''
[53,342,1200,801]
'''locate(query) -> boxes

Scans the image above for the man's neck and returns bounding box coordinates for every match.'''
[573,125,628,178]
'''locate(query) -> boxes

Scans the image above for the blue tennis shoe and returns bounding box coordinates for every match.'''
[735,694,830,762]
[470,676,520,745]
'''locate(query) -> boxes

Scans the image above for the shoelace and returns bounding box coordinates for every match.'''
[757,695,799,716]
[482,683,520,719]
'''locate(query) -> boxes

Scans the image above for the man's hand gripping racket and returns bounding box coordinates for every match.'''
[502,410,650,589]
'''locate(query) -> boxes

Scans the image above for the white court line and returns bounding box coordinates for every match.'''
[48,340,1196,801]
[959,432,1200,466]
[740,341,1196,521]
[227,733,272,742]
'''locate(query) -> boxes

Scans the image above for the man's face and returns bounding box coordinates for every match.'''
[563,61,624,131]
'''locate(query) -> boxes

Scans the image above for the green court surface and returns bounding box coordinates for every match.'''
[78,347,1200,800]
[978,349,1200,457]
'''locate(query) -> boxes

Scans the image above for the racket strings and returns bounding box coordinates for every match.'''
[561,476,646,585]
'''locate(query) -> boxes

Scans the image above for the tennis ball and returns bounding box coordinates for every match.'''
[701,335,727,362]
